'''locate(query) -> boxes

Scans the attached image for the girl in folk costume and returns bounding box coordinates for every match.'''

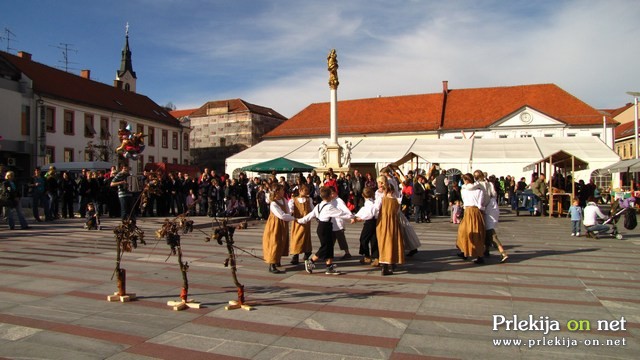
[375,176,405,275]
[288,184,313,265]
[262,184,295,273]
[351,186,380,266]
[380,167,421,257]
[456,173,486,264]
[298,186,354,275]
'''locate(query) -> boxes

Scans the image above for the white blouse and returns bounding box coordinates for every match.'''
[461,183,485,210]
[269,199,294,221]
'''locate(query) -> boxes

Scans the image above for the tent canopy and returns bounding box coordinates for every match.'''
[601,158,640,173]
[523,150,589,172]
[240,157,315,173]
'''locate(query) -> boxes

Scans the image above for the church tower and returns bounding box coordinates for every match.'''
[115,23,137,92]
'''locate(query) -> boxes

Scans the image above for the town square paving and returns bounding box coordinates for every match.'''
[0,209,638,359]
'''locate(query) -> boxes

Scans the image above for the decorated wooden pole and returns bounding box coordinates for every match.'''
[158,216,200,311]
[108,219,144,302]
[208,219,252,311]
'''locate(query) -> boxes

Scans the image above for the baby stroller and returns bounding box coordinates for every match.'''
[586,207,632,240]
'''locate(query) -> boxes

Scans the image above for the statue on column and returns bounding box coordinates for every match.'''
[318,141,328,167]
[341,140,352,168]
[327,49,339,89]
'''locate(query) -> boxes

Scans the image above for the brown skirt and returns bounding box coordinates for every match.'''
[456,206,486,257]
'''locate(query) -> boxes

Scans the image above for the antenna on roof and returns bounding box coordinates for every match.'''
[0,27,17,53]
[50,42,79,72]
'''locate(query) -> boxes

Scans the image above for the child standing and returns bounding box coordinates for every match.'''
[451,200,463,224]
[351,187,379,265]
[298,186,354,275]
[568,198,582,236]
[85,202,99,230]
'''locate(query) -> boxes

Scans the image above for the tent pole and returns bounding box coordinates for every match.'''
[548,154,553,218]
[571,156,575,199]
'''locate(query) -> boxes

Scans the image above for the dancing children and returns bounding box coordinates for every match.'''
[288,184,313,264]
[375,176,405,275]
[262,184,295,274]
[457,173,486,264]
[473,170,508,263]
[567,197,582,236]
[351,186,379,266]
[298,186,354,275]
[330,187,353,260]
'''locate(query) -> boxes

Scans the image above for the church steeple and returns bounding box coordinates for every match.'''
[115,22,137,92]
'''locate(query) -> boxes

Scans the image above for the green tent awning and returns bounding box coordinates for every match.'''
[240,157,314,173]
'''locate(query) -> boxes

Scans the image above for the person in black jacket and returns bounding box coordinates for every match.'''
[412,175,427,223]
[60,171,77,218]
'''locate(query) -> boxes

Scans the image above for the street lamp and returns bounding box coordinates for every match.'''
[626,91,640,159]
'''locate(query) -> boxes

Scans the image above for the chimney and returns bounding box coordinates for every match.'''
[442,80,449,94]
[18,51,32,61]
[114,80,123,89]
[80,69,91,79]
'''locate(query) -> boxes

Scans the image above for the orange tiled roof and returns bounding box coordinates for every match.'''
[266,83,615,138]
[0,50,181,128]
[190,99,287,120]
[266,93,444,137]
[170,108,198,118]
[615,121,636,140]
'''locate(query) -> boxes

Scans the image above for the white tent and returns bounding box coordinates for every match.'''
[226,136,619,180]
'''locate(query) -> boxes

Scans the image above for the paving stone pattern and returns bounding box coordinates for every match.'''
[0,210,638,359]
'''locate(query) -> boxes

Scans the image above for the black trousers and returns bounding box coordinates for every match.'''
[358,218,379,258]
[315,221,334,260]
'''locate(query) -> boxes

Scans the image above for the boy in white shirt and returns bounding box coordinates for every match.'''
[351,187,379,265]
[298,186,354,275]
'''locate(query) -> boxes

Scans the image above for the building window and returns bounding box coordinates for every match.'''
[64,148,74,162]
[183,133,189,151]
[100,117,110,140]
[498,134,508,139]
[162,157,168,163]
[45,106,56,132]
[84,150,93,161]
[84,114,96,138]
[520,134,532,138]
[21,105,31,136]
[592,133,601,137]
[45,146,55,164]
[63,110,74,135]
[173,158,178,164]
[148,127,155,146]
[137,155,144,173]
[567,133,576,137]
[148,155,155,164]
[161,130,168,148]
[172,131,178,149]
[136,124,144,135]
[184,159,189,165]
[544,134,553,137]
[220,137,226,147]
[119,120,127,131]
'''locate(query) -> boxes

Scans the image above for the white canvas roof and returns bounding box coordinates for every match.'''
[226,136,619,181]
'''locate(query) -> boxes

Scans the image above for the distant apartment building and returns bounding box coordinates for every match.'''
[172,99,286,171]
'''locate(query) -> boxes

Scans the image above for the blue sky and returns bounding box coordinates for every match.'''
[3,0,640,117]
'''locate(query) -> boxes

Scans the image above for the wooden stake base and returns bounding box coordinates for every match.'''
[107,292,137,302]
[167,299,201,311]
[225,300,253,311]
